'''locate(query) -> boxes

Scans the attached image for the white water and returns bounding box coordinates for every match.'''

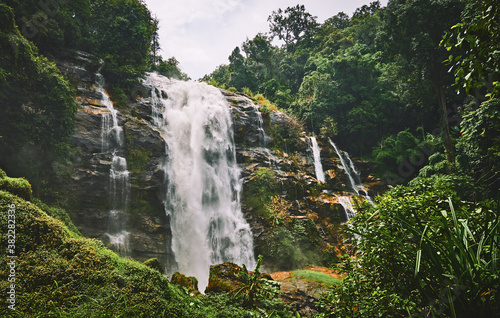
[328,138,373,219]
[337,196,356,219]
[329,138,359,196]
[144,73,255,292]
[98,75,130,254]
[310,137,325,182]
[254,104,271,147]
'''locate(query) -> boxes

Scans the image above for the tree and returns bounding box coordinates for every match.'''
[442,0,500,98]
[324,177,499,317]
[324,12,350,30]
[89,0,157,88]
[377,0,467,166]
[228,47,254,90]
[351,1,381,22]
[152,57,189,80]
[267,4,318,52]
[150,16,161,66]
[241,33,277,84]
[0,3,77,194]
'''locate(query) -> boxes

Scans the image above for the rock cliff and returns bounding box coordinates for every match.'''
[57,51,384,272]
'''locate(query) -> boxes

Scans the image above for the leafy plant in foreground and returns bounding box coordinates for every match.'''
[320,178,499,317]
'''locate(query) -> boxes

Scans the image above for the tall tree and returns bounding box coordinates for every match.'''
[377,0,467,166]
[442,0,500,98]
[267,4,318,52]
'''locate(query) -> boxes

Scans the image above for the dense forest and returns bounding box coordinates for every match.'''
[204,0,499,192]
[1,0,499,317]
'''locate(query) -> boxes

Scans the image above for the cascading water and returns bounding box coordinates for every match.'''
[337,196,356,219]
[329,138,359,196]
[254,105,271,147]
[144,73,255,291]
[98,75,130,254]
[309,137,325,183]
[328,138,373,219]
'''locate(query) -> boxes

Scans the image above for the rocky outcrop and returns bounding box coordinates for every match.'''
[57,51,383,276]
[170,272,199,294]
[58,52,171,266]
[205,262,247,294]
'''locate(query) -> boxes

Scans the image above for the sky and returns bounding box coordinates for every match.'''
[143,0,389,80]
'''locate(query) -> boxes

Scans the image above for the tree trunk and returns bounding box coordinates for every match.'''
[437,84,455,169]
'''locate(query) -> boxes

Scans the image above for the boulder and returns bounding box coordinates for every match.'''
[205,262,247,294]
[170,272,199,293]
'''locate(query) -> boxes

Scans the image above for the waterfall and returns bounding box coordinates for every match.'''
[98,75,130,255]
[309,137,325,182]
[328,138,359,196]
[329,138,373,219]
[253,104,271,147]
[337,196,356,219]
[144,73,255,292]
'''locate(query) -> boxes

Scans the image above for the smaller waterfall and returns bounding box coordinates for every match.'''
[329,138,359,195]
[98,75,130,255]
[254,105,271,147]
[329,138,373,219]
[337,196,356,219]
[309,137,325,182]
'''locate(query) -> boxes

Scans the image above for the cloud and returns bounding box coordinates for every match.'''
[149,0,242,33]
[144,0,388,79]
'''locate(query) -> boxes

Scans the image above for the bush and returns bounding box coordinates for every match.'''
[322,177,500,317]
[244,167,278,217]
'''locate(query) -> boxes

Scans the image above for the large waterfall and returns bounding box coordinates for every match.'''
[98,75,130,255]
[144,73,255,291]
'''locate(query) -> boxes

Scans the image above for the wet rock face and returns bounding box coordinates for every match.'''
[59,55,170,263]
[58,52,383,277]
[223,91,268,147]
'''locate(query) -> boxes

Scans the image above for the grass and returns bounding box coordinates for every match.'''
[291,270,343,286]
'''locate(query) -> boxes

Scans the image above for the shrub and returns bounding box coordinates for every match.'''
[323,177,500,317]
[244,167,279,217]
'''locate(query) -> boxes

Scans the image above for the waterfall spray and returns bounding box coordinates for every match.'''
[144,73,255,291]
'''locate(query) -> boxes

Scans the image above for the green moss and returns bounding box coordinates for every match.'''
[32,198,82,236]
[171,272,199,293]
[243,167,279,217]
[129,199,156,218]
[269,119,305,154]
[0,190,238,317]
[130,107,142,119]
[127,147,152,173]
[143,258,165,274]
[0,176,32,200]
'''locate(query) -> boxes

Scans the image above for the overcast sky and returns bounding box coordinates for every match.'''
[143,0,389,80]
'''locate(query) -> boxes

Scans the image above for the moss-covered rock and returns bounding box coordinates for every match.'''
[0,173,32,201]
[143,257,165,274]
[205,262,246,294]
[0,190,224,317]
[170,272,199,293]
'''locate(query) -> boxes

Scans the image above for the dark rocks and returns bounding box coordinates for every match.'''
[205,262,246,294]
[226,91,268,147]
[205,262,272,294]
